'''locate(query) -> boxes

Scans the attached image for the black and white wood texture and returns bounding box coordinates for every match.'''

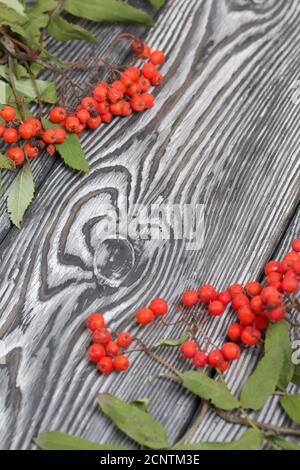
[0,0,299,449]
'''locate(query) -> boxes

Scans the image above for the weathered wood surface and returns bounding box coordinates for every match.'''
[0,0,300,449]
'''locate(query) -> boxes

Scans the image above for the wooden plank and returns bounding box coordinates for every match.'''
[0,0,300,449]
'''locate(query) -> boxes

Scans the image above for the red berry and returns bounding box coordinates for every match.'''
[208,300,224,316]
[65,116,81,133]
[292,238,300,252]
[81,97,98,111]
[120,74,133,89]
[130,96,145,112]
[150,50,165,65]
[87,115,101,129]
[88,344,105,362]
[250,295,263,313]
[142,62,157,79]
[76,109,91,123]
[284,251,299,266]
[192,351,208,368]
[27,118,42,134]
[245,282,262,297]
[268,305,286,322]
[124,66,140,81]
[265,260,280,275]
[98,356,114,374]
[266,272,282,289]
[120,101,132,116]
[217,291,231,305]
[292,259,300,274]
[137,77,151,92]
[114,355,130,372]
[3,127,18,144]
[218,361,230,373]
[108,88,124,103]
[110,102,123,115]
[182,290,199,307]
[222,342,241,361]
[0,105,16,122]
[19,122,34,139]
[149,298,168,316]
[208,350,224,368]
[237,305,256,326]
[253,315,269,330]
[131,39,145,56]
[180,341,198,358]
[198,284,217,303]
[55,127,67,143]
[0,123,5,137]
[47,144,56,155]
[106,341,120,357]
[50,107,67,123]
[111,80,126,94]
[126,83,141,98]
[241,326,261,346]
[141,44,151,59]
[24,143,39,158]
[86,313,105,331]
[7,146,24,165]
[116,332,132,348]
[136,307,154,325]
[93,86,108,102]
[228,284,244,297]
[151,72,164,86]
[232,293,250,311]
[282,276,298,293]
[42,128,57,143]
[97,101,110,115]
[227,322,243,342]
[261,286,283,305]
[102,112,113,124]
[140,93,155,109]
[92,328,110,345]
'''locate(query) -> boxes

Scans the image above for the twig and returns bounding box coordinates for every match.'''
[215,408,300,437]
[7,55,26,121]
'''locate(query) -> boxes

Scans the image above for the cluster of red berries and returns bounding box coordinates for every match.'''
[133,238,300,374]
[0,40,165,166]
[85,313,132,375]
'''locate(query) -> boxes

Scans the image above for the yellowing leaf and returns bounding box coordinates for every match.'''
[7,162,35,228]
[34,431,128,450]
[176,429,263,450]
[64,0,154,26]
[180,371,240,410]
[0,154,16,171]
[98,394,169,449]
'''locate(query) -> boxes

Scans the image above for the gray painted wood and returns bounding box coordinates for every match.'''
[0,0,299,449]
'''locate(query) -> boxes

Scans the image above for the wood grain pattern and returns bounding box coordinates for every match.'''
[0,0,300,449]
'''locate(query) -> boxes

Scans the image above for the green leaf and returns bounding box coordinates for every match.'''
[42,119,89,172]
[175,429,263,450]
[180,371,240,410]
[147,0,165,8]
[265,321,294,390]
[280,394,300,424]
[0,154,16,171]
[268,437,300,451]
[34,431,128,450]
[28,0,58,16]
[0,0,26,16]
[130,397,149,413]
[154,333,190,348]
[64,0,154,26]
[14,78,57,104]
[48,16,97,43]
[240,322,288,410]
[0,3,28,24]
[98,393,169,449]
[7,161,35,228]
[292,364,300,387]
